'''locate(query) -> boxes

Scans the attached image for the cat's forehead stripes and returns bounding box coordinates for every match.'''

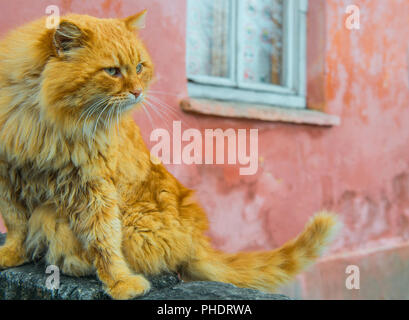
[111,54,120,66]
[92,21,141,67]
[108,41,139,68]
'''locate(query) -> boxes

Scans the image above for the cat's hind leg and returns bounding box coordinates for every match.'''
[121,208,194,277]
[0,199,29,269]
[26,204,94,277]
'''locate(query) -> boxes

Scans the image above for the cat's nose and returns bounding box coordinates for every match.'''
[130,89,142,99]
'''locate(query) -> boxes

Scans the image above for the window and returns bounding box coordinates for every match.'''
[186,0,308,109]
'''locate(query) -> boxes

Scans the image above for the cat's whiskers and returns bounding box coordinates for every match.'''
[110,104,117,130]
[146,96,190,125]
[147,89,180,97]
[146,96,180,117]
[143,100,174,131]
[144,99,173,121]
[115,104,121,135]
[145,95,197,128]
[92,100,113,142]
[110,101,124,134]
[117,100,130,121]
[105,102,116,131]
[141,104,155,131]
[80,95,175,144]
[79,100,103,139]
[77,97,106,127]
[118,102,125,129]
[80,97,110,139]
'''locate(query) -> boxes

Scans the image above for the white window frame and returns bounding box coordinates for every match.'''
[187,0,308,109]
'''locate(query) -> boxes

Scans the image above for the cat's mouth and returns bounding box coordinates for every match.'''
[104,93,145,116]
[79,93,145,132]
[120,92,145,112]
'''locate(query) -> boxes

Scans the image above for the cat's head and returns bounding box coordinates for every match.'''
[40,12,153,134]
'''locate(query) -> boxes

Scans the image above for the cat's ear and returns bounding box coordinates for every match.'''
[124,10,147,30]
[53,20,85,55]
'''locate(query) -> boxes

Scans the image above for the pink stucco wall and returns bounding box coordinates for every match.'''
[1,0,409,299]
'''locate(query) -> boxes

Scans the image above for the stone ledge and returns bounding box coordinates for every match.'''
[0,233,290,300]
[181,98,341,126]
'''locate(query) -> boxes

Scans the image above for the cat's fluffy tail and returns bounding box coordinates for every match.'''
[183,211,339,292]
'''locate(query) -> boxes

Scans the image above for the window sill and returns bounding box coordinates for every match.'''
[180,98,341,127]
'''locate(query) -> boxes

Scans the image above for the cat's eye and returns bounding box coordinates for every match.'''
[136,63,143,74]
[105,67,122,77]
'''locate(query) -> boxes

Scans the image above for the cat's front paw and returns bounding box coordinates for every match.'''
[106,275,151,300]
[0,245,27,270]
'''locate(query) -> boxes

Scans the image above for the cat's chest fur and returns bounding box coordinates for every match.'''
[0,159,79,213]
[0,118,123,211]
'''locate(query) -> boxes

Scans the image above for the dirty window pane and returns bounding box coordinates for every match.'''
[186,0,232,79]
[240,0,284,85]
[186,0,284,86]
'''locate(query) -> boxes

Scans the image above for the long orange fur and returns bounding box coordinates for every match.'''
[0,12,339,299]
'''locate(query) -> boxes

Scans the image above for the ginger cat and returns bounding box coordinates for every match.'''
[0,11,338,299]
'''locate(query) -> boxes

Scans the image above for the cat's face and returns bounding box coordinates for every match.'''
[40,11,153,132]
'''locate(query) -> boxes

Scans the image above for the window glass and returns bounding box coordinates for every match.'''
[186,0,232,79]
[240,0,284,85]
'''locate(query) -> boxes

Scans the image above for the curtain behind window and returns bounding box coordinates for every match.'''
[187,0,231,79]
[187,0,284,85]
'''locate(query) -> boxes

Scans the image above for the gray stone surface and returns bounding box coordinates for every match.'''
[139,281,290,300]
[0,233,290,300]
